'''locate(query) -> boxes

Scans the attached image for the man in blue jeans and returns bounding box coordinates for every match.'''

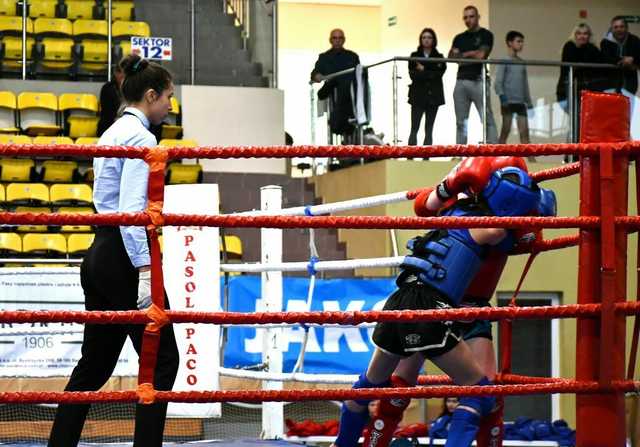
[449,5,498,144]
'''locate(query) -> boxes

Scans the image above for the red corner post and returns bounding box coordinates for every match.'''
[577,91,630,447]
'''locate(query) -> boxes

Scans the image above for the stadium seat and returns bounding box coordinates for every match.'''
[59,92,98,137]
[67,232,93,255]
[22,232,66,255]
[158,139,198,147]
[75,136,97,145]
[6,182,49,204]
[161,96,182,139]
[33,135,73,145]
[29,0,62,18]
[14,205,50,232]
[0,158,35,182]
[110,1,134,21]
[0,16,35,70]
[0,134,31,144]
[49,183,92,205]
[58,206,93,232]
[0,183,4,205]
[166,162,203,185]
[0,91,19,133]
[33,17,71,36]
[17,92,60,136]
[0,0,16,15]
[72,19,107,72]
[33,18,74,71]
[112,20,149,40]
[221,235,243,260]
[40,160,78,182]
[64,0,97,20]
[0,232,21,254]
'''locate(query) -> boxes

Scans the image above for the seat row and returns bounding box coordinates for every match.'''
[0,182,92,205]
[0,17,150,76]
[0,91,182,138]
[0,231,93,256]
[0,0,135,21]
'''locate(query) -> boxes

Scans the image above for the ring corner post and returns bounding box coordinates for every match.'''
[576,91,630,447]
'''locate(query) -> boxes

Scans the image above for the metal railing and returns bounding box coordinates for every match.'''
[311,56,622,146]
[224,0,250,50]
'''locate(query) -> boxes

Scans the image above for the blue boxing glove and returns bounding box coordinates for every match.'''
[537,188,557,217]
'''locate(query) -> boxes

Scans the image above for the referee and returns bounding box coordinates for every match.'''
[48,55,179,447]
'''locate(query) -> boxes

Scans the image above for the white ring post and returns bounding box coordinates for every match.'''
[260,185,284,439]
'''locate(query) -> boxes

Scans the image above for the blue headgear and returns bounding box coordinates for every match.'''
[482,167,540,217]
[537,188,557,217]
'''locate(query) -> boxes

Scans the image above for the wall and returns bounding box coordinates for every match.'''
[181,85,285,174]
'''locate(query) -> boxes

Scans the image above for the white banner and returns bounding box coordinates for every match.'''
[0,268,138,377]
[163,184,221,418]
[131,36,173,61]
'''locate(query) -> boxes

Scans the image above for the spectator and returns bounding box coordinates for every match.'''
[601,16,640,111]
[311,29,360,141]
[556,23,607,109]
[449,5,498,144]
[495,31,532,145]
[428,398,460,442]
[407,28,446,146]
[97,63,124,137]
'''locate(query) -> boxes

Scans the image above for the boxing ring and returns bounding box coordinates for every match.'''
[0,91,639,446]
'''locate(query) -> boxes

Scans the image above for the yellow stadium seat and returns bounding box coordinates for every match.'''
[72,18,106,38]
[49,183,92,205]
[0,14,32,33]
[65,0,95,19]
[75,137,97,145]
[58,206,93,232]
[0,134,31,144]
[0,183,4,204]
[161,97,182,139]
[1,36,35,69]
[0,91,18,133]
[17,92,60,136]
[111,1,134,21]
[0,158,35,182]
[14,205,50,232]
[59,93,99,137]
[29,0,59,18]
[34,17,71,36]
[39,36,74,69]
[221,235,243,259]
[112,20,149,40]
[40,160,78,183]
[0,0,16,15]
[6,182,49,204]
[33,136,73,145]
[72,20,108,71]
[166,162,203,185]
[22,232,66,255]
[67,232,94,255]
[0,232,21,254]
[158,139,198,148]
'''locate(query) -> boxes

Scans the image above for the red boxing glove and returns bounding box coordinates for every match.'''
[436,157,493,200]
[490,156,528,173]
[413,187,435,216]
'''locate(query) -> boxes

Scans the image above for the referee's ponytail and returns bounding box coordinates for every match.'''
[119,54,172,104]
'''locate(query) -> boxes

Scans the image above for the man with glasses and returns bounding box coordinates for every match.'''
[449,5,498,144]
[311,29,360,142]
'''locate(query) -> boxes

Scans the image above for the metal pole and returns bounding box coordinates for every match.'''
[392,60,398,145]
[272,0,278,88]
[568,65,574,143]
[243,0,249,51]
[107,0,112,81]
[21,0,27,80]
[190,0,195,85]
[482,64,487,144]
[260,185,284,439]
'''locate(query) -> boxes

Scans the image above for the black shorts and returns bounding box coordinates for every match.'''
[501,103,527,117]
[372,281,462,359]
[458,301,493,341]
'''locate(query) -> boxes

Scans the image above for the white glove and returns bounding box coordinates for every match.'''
[137,269,152,310]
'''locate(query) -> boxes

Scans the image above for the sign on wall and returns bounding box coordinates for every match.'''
[130,36,173,61]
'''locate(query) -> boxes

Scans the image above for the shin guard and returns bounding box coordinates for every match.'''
[363,375,411,447]
[476,396,504,447]
[445,377,495,447]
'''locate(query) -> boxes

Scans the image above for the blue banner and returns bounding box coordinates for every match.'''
[222,276,396,374]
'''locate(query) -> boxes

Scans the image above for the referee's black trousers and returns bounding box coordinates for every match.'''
[48,227,179,447]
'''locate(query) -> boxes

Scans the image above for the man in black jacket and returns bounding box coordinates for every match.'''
[601,16,640,96]
[311,29,360,141]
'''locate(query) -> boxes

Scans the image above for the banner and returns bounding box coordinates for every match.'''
[0,268,138,377]
[223,275,396,374]
[130,36,172,61]
[163,184,221,417]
